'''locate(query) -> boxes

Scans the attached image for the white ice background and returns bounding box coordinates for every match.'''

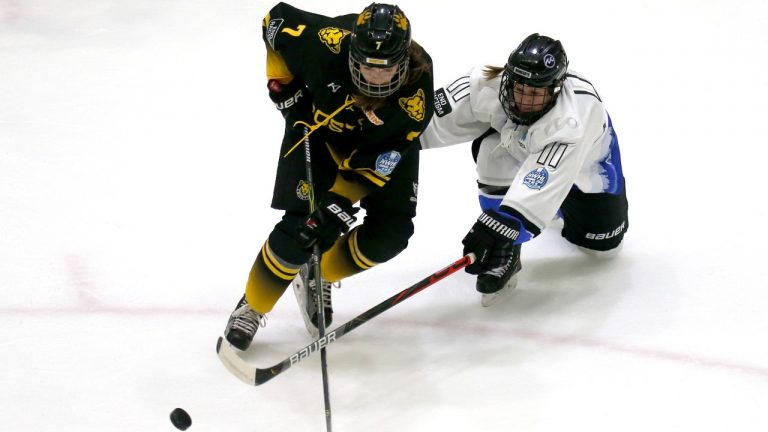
[2,0,767,431]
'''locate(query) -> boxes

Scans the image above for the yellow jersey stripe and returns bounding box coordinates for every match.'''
[348,230,377,269]
[261,243,299,281]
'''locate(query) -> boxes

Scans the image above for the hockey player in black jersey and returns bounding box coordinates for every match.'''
[422,34,628,306]
[224,2,434,349]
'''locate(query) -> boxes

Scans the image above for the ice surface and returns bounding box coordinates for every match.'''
[2,1,767,431]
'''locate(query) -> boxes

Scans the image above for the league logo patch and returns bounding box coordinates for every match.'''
[399,88,426,121]
[296,180,311,201]
[265,19,284,50]
[433,88,452,117]
[523,167,549,190]
[318,27,350,54]
[375,151,401,176]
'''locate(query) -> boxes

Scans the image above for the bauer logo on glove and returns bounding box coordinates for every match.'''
[325,202,356,228]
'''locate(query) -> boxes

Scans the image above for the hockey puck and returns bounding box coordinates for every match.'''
[169,408,192,430]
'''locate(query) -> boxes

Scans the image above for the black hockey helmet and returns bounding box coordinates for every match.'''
[348,3,411,97]
[500,33,569,125]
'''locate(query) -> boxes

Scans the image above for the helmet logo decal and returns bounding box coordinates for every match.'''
[393,14,408,31]
[543,54,556,69]
[318,27,350,54]
[513,67,532,78]
[357,10,372,26]
[365,57,389,66]
[398,88,426,121]
[375,151,402,176]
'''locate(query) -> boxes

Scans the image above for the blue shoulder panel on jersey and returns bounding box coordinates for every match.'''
[599,114,625,194]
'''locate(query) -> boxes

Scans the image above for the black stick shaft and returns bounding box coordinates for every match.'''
[252,253,474,385]
[303,129,332,432]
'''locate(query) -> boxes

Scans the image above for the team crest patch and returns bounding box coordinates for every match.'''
[364,109,384,126]
[399,88,426,121]
[296,180,311,200]
[318,27,350,54]
[265,18,284,50]
[375,151,401,176]
[523,167,549,190]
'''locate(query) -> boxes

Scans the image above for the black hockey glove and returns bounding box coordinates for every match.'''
[267,78,312,126]
[297,192,358,252]
[462,209,522,274]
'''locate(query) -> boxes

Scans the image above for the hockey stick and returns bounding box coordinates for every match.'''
[301,128,333,432]
[216,253,475,386]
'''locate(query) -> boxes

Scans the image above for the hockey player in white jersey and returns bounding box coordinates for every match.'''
[421,33,628,306]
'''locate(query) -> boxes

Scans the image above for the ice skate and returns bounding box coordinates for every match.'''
[223,295,266,351]
[476,244,522,307]
[293,263,335,337]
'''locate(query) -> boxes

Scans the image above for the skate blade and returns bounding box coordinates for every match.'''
[292,277,320,338]
[480,274,519,307]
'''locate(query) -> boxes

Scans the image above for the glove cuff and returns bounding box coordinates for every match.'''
[476,209,522,242]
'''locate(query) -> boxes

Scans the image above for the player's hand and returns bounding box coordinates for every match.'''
[267,78,312,124]
[296,192,358,252]
[462,209,521,274]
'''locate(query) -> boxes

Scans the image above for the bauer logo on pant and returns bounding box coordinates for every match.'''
[375,151,401,176]
[523,167,549,190]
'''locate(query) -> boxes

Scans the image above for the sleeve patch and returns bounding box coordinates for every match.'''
[433,87,452,117]
[522,167,549,190]
[375,151,402,176]
[265,18,284,49]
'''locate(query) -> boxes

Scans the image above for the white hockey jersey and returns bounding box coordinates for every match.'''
[421,67,621,237]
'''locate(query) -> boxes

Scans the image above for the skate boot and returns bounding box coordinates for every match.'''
[477,244,522,307]
[223,295,266,351]
[293,263,334,338]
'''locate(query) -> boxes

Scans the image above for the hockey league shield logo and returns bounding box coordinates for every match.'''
[523,167,549,190]
[375,151,401,176]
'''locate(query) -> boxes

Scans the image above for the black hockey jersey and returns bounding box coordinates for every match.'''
[262,2,433,199]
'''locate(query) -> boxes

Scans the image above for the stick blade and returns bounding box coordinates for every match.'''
[216,337,257,386]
